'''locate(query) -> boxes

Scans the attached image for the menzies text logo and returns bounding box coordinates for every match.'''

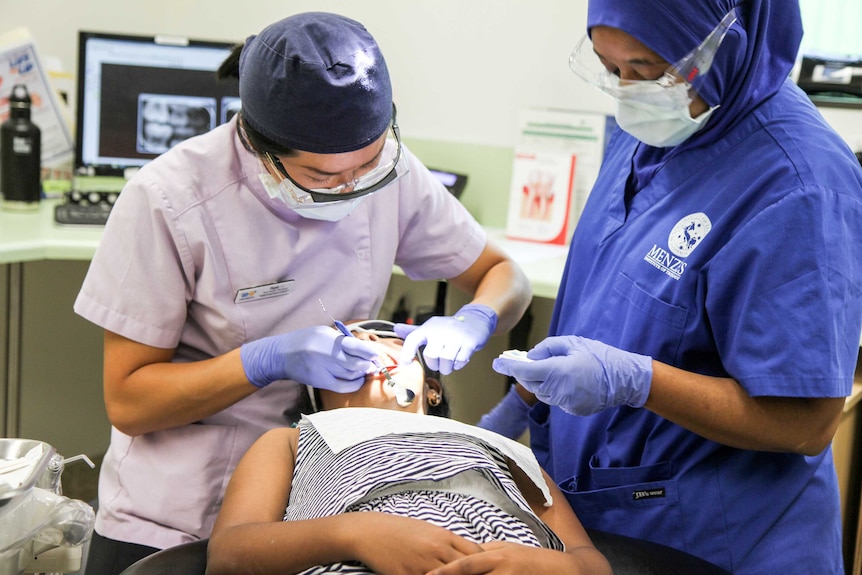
[643,212,712,280]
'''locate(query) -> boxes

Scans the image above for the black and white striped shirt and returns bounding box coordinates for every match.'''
[286,412,564,574]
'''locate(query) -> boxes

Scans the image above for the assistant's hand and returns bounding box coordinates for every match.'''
[240,326,379,392]
[492,336,653,416]
[394,304,498,375]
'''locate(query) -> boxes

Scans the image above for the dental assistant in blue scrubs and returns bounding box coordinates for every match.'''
[488,1,862,573]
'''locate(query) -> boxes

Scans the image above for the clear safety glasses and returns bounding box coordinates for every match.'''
[264,105,405,204]
[568,8,739,100]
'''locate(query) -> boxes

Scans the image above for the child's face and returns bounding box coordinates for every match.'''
[318,329,430,414]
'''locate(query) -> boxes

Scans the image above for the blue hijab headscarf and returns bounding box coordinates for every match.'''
[586,0,803,188]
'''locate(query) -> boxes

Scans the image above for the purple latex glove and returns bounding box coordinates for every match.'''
[492,335,653,416]
[394,304,498,375]
[476,385,532,440]
[240,325,380,391]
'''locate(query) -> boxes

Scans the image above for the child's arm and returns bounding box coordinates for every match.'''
[206,427,482,575]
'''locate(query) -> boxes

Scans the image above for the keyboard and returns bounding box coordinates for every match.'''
[53,185,121,226]
[54,202,113,226]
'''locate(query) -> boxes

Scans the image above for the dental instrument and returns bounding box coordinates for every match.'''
[319,299,416,406]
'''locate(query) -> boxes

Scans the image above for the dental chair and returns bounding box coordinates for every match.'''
[587,529,731,574]
[118,530,731,575]
[118,538,207,575]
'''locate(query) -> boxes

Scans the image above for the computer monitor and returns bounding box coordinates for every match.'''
[74,30,240,177]
[428,168,468,199]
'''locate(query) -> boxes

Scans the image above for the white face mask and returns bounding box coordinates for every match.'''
[258,171,365,221]
[614,81,715,148]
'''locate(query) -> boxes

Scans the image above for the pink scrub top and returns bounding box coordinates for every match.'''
[73,117,487,549]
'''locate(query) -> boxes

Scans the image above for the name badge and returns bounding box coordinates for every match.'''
[235,280,295,304]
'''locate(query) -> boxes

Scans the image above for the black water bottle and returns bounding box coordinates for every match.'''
[1,84,42,210]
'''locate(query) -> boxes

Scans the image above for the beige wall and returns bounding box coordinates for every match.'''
[6,1,862,148]
[3,2,861,230]
[1,0,609,149]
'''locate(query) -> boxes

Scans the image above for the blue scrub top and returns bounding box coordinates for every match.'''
[532,81,862,574]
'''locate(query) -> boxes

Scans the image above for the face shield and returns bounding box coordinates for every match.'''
[568,8,738,103]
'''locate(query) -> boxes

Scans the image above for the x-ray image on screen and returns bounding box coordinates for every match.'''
[137,94,216,154]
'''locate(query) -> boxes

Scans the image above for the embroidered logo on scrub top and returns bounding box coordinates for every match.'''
[668,212,712,257]
[643,212,712,280]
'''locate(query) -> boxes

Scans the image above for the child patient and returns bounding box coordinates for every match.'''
[206,320,611,575]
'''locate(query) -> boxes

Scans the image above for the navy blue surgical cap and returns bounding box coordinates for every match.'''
[239,12,393,154]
